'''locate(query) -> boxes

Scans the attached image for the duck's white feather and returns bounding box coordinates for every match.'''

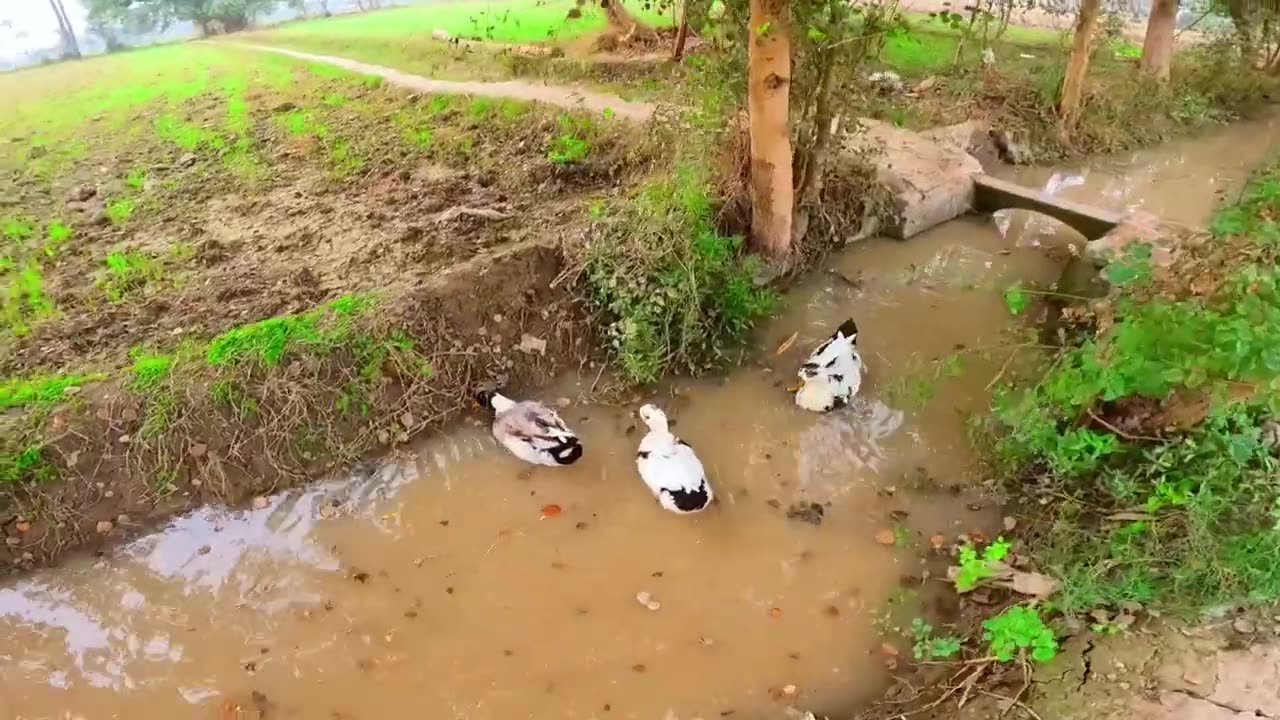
[636,404,713,514]
[795,318,864,413]
[489,393,583,466]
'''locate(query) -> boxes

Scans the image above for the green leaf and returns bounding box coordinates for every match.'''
[1004,284,1029,315]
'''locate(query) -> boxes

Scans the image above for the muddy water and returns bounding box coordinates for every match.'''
[4,117,1278,720]
[998,111,1280,231]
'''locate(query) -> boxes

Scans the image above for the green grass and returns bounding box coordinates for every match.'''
[0,372,100,410]
[204,294,376,366]
[271,0,673,45]
[988,160,1280,615]
[98,249,162,302]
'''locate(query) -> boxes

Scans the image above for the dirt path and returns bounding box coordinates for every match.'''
[224,42,658,122]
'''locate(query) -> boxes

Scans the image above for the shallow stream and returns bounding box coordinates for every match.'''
[4,114,1280,720]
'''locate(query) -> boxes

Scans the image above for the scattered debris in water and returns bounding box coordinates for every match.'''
[785,502,826,525]
[636,591,661,611]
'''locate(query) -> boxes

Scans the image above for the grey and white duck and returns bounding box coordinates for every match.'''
[477,390,583,467]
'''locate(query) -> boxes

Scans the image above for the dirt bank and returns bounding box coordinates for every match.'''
[1,42,654,574]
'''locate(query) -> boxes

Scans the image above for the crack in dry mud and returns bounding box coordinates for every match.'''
[220,42,658,122]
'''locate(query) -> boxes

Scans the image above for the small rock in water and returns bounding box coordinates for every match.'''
[1234,617,1257,634]
[785,502,825,526]
[1003,516,1018,531]
[555,397,571,408]
[636,591,661,611]
[15,521,31,533]
[874,529,896,545]
[95,520,114,534]
[4,537,19,546]
[252,497,269,510]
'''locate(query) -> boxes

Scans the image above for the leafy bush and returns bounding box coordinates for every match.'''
[584,164,775,383]
[988,161,1280,615]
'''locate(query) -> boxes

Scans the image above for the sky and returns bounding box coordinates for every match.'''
[1,0,90,56]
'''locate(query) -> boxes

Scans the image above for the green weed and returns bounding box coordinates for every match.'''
[105,198,135,224]
[546,113,593,164]
[0,443,56,485]
[327,139,365,178]
[954,538,1011,592]
[909,618,962,660]
[130,351,176,391]
[98,249,161,302]
[2,258,55,335]
[44,221,72,256]
[205,294,375,366]
[983,606,1058,663]
[138,391,177,441]
[0,373,98,410]
[210,379,258,417]
[125,168,147,191]
[584,163,775,383]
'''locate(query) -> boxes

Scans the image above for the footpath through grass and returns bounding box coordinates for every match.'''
[988,162,1280,616]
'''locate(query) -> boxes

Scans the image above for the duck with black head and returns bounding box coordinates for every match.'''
[476,389,583,467]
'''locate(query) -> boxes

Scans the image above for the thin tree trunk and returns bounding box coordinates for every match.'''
[1058,0,1102,131]
[672,1,690,61]
[605,0,656,41]
[794,48,836,206]
[49,0,80,58]
[1227,0,1257,67]
[1140,0,1178,82]
[747,0,793,257]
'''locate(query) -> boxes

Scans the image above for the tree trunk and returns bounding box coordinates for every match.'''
[1140,0,1178,82]
[1058,0,1102,131]
[1228,0,1258,67]
[672,1,690,61]
[48,0,80,58]
[605,0,656,41]
[747,0,793,257]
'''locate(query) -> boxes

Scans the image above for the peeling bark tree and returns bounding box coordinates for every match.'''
[747,0,793,257]
[1140,0,1178,82]
[1058,0,1102,131]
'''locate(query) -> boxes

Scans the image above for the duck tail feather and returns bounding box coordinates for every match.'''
[835,318,859,342]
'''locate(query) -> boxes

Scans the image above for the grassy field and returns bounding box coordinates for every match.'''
[0,40,654,566]
[241,0,678,85]
[275,0,674,44]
